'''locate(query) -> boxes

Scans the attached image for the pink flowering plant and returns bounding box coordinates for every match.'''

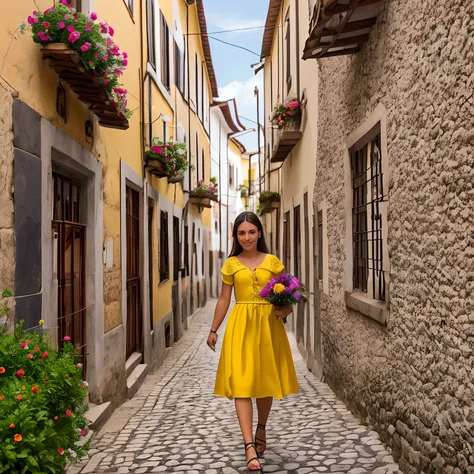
[145,138,190,178]
[21,1,132,118]
[259,273,306,307]
[0,320,89,473]
[270,98,305,128]
[191,177,219,197]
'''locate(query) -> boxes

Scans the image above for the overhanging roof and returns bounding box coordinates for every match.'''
[260,0,283,59]
[211,99,246,134]
[196,0,219,97]
[230,138,247,154]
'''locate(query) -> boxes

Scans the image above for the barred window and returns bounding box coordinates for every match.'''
[350,124,387,302]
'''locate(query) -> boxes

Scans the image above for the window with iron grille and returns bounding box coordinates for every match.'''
[160,210,169,282]
[160,13,170,91]
[350,124,387,302]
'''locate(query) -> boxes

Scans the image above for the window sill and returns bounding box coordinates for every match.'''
[345,290,388,325]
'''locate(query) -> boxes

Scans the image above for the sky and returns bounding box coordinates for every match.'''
[202,0,269,152]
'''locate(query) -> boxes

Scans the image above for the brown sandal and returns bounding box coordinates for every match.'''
[245,442,262,471]
[255,423,266,456]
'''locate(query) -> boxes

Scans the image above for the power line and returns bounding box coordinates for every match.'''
[186,25,266,36]
[239,115,258,125]
[208,36,260,57]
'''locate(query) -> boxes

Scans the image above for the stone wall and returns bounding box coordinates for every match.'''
[314,0,474,472]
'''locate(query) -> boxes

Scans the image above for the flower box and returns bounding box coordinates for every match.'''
[144,138,189,181]
[189,191,218,202]
[262,201,281,214]
[189,196,212,209]
[168,175,184,184]
[41,44,129,130]
[189,178,219,205]
[145,157,168,178]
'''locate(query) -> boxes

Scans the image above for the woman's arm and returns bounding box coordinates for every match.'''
[207,283,233,351]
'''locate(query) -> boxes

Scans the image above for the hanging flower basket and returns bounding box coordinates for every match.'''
[22,4,131,129]
[144,138,189,181]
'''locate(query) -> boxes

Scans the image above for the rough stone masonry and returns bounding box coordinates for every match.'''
[313,0,473,472]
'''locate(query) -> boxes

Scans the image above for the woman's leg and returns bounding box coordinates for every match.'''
[255,397,273,453]
[235,398,260,469]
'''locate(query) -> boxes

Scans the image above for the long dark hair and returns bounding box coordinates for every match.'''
[229,212,270,257]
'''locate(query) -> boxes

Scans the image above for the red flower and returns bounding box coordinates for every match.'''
[0,396,4,400]
[16,369,25,379]
[54,416,58,421]
[32,386,39,393]
[44,377,49,382]
[42,352,48,359]
[58,448,64,455]
[0,367,5,374]
[64,336,71,341]
[9,423,15,429]
[20,342,27,349]
[27,354,34,360]
[109,26,115,36]
[33,347,39,352]
[65,410,72,417]
[17,395,23,401]
[14,434,22,442]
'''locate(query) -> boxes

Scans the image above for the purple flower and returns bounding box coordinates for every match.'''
[294,292,302,302]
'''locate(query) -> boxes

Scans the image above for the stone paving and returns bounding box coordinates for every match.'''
[68,300,402,474]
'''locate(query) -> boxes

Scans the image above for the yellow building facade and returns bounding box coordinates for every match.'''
[0,0,217,411]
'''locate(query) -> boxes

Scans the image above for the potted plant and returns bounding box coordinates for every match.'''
[145,138,190,182]
[237,184,249,198]
[259,191,281,214]
[21,2,132,121]
[270,98,306,131]
[189,177,219,209]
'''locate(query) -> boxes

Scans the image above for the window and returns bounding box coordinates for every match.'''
[160,210,169,282]
[294,206,301,278]
[160,13,171,91]
[229,163,234,187]
[283,211,291,272]
[201,62,204,120]
[184,225,189,276]
[148,201,154,328]
[146,0,156,68]
[174,40,184,94]
[285,10,292,92]
[195,133,199,186]
[350,124,387,302]
[201,149,205,182]
[71,0,83,11]
[173,216,180,281]
[195,53,199,111]
[304,193,310,284]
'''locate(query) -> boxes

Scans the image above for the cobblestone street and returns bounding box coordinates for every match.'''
[68,301,402,474]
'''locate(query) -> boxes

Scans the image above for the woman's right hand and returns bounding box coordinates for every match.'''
[207,331,218,352]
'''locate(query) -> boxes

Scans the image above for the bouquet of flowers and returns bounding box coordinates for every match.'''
[259,273,306,322]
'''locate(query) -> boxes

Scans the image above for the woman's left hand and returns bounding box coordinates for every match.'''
[273,305,293,319]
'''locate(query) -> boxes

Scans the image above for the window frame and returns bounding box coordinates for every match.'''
[285,9,292,93]
[159,210,170,283]
[160,12,171,92]
[146,0,156,69]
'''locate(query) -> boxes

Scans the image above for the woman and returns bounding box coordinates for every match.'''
[207,212,299,472]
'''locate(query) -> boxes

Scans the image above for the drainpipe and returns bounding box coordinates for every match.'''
[186,1,192,191]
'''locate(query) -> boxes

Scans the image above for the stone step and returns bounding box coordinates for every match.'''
[127,364,148,399]
[85,401,112,431]
[125,351,143,378]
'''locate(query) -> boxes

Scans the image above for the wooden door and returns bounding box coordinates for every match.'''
[52,173,87,373]
[126,187,142,358]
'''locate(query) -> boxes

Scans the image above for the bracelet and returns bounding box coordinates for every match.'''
[210,329,218,334]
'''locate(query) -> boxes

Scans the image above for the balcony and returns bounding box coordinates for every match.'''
[270,128,302,163]
[303,0,384,60]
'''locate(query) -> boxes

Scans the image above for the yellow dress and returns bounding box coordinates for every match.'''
[214,254,299,399]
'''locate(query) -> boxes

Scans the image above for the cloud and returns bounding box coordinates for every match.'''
[219,74,264,151]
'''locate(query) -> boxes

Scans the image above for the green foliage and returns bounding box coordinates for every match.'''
[0,289,12,337]
[259,191,280,205]
[0,323,89,473]
[145,138,190,177]
[191,177,219,195]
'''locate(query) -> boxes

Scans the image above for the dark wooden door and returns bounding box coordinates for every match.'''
[126,187,142,358]
[52,173,87,373]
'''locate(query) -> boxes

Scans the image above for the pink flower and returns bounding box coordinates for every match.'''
[42,22,50,28]
[37,31,45,38]
[42,352,48,358]
[73,13,78,21]
[109,26,115,36]
[58,448,64,455]
[81,381,88,387]
[27,16,38,25]
[114,69,122,77]
[102,55,108,61]
[122,59,128,67]
[43,7,54,15]
[151,146,163,155]
[122,52,128,59]
[103,79,108,85]
[20,342,27,349]
[80,42,92,52]
[286,110,291,115]
[60,0,68,4]
[58,21,65,29]
[89,61,94,66]
[64,14,69,20]
[64,335,71,341]
[94,54,99,59]
[81,429,87,436]
[103,72,108,78]
[67,25,75,32]
[90,12,98,21]
[85,24,92,31]
[76,363,83,369]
